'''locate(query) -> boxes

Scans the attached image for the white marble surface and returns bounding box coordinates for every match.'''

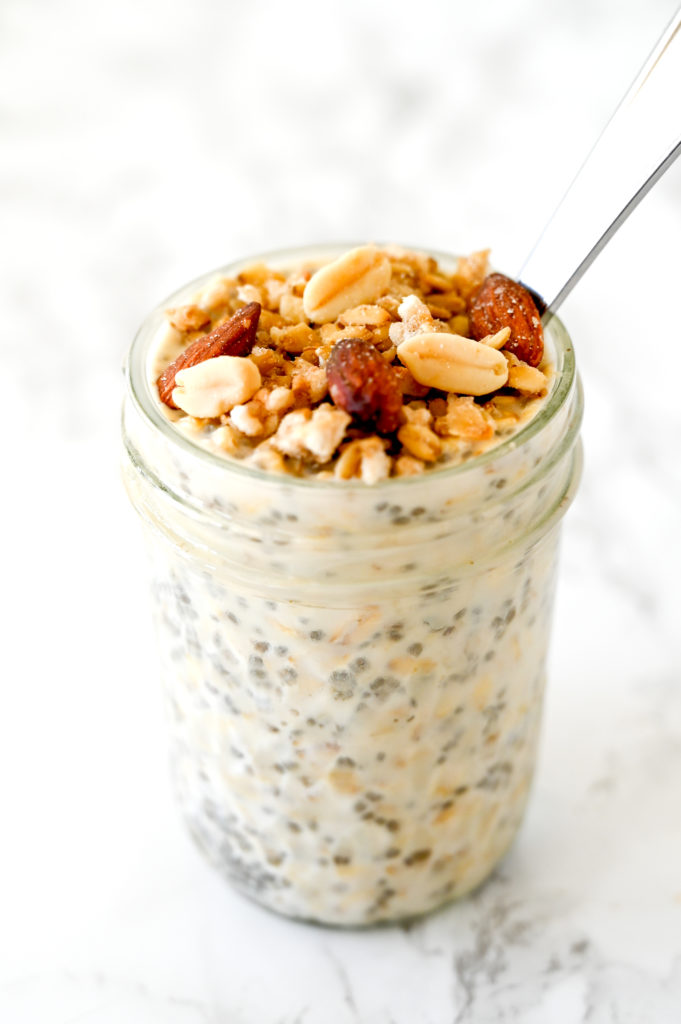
[3,0,681,1020]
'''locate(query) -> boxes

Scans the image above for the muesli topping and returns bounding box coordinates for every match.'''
[152,247,549,480]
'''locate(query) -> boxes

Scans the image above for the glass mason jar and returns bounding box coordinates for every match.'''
[121,245,583,927]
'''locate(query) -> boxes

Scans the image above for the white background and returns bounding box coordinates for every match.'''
[2,0,681,1020]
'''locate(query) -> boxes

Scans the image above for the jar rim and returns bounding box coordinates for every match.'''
[124,242,577,492]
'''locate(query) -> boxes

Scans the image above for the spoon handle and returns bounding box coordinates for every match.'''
[518,8,681,316]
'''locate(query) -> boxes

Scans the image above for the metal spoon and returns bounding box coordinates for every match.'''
[518,7,681,318]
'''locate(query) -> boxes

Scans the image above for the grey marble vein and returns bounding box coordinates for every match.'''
[321,946,360,1021]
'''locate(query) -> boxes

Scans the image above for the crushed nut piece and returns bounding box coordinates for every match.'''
[258,309,286,332]
[334,437,391,484]
[402,403,433,427]
[167,304,212,333]
[389,294,449,347]
[448,314,470,336]
[271,405,351,463]
[271,323,318,354]
[434,395,494,440]
[338,304,392,327]
[393,454,426,476]
[431,290,466,313]
[485,393,525,432]
[212,423,239,454]
[263,277,287,310]
[452,249,490,298]
[292,361,328,404]
[230,400,268,437]
[237,284,263,306]
[504,352,548,394]
[247,439,288,473]
[264,386,295,414]
[393,365,431,399]
[280,293,307,323]
[238,263,272,286]
[196,276,236,312]
[397,422,442,462]
[427,302,456,321]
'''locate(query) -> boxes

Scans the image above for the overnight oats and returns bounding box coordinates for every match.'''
[122,244,582,925]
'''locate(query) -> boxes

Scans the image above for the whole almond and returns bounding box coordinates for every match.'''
[397,332,509,396]
[172,356,261,418]
[157,301,261,407]
[303,246,391,324]
[326,337,402,433]
[469,273,544,366]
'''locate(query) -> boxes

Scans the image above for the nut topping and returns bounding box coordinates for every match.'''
[271,405,351,463]
[433,395,494,440]
[303,246,391,324]
[397,422,442,462]
[157,302,261,407]
[153,246,555,480]
[334,437,392,484]
[504,352,548,394]
[326,337,403,434]
[172,356,261,418]
[397,332,509,396]
[166,304,211,333]
[469,273,544,366]
[479,326,511,350]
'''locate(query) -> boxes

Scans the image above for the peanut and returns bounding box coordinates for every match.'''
[303,246,391,324]
[172,356,261,418]
[397,332,508,396]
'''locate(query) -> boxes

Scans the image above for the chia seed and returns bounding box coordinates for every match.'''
[404,849,431,867]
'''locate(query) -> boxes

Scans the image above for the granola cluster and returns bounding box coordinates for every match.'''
[153,245,550,483]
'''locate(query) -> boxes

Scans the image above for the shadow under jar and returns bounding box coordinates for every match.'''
[121,245,583,926]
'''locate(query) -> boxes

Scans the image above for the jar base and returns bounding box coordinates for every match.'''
[182,808,527,929]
